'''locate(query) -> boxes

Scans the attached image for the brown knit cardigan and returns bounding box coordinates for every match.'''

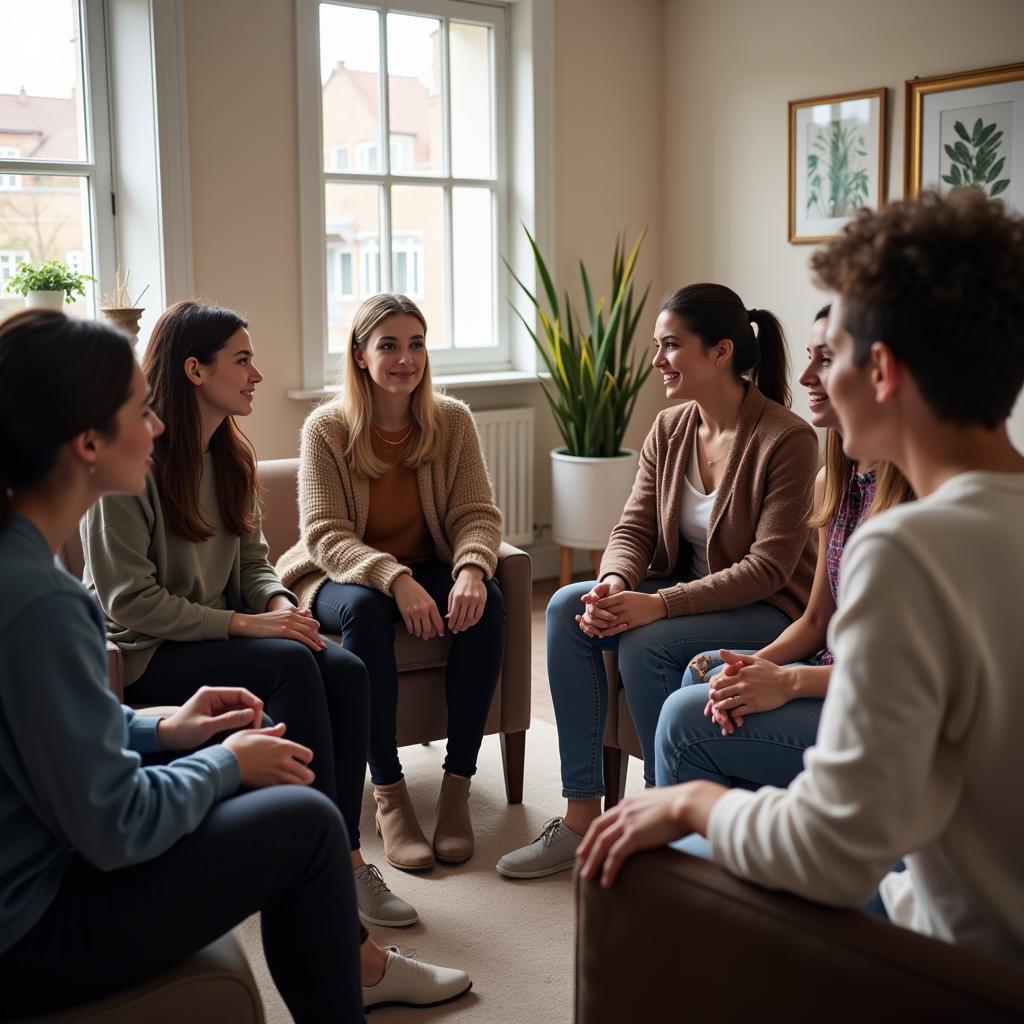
[599,384,817,621]
[277,394,503,608]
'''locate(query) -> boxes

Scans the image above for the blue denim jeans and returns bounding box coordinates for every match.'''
[654,650,824,790]
[547,581,791,795]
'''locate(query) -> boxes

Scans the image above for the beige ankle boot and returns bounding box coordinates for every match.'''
[433,773,474,864]
[374,780,434,871]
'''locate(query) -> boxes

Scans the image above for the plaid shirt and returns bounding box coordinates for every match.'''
[814,467,876,666]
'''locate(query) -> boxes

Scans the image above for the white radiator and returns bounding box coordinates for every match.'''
[472,407,535,546]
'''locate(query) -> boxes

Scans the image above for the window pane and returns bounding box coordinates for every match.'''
[320,4,381,173]
[0,0,88,162]
[0,173,94,317]
[386,14,442,176]
[325,181,380,353]
[452,187,494,349]
[391,184,444,344]
[449,22,492,179]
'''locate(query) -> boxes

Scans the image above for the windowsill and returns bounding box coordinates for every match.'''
[287,368,544,400]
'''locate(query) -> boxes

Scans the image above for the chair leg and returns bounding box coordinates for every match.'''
[602,746,629,812]
[500,730,526,804]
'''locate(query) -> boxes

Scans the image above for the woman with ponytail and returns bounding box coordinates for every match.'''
[655,305,913,797]
[498,283,818,879]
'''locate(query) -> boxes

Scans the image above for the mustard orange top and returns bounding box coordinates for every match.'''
[363,425,433,563]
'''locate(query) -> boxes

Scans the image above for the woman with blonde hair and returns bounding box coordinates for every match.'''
[654,304,914,794]
[278,293,504,874]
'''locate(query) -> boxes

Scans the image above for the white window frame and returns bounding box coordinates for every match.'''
[0,1,116,311]
[0,249,31,283]
[0,148,21,190]
[361,237,381,296]
[296,0,511,387]
[332,143,350,170]
[391,234,422,298]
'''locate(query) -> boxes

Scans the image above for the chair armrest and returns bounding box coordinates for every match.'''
[105,641,125,702]
[575,849,1024,1023]
[494,542,532,733]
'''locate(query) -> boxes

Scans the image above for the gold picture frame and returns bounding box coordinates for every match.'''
[788,88,887,244]
[905,62,1024,213]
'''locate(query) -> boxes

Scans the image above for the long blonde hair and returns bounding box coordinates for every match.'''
[340,293,447,478]
[809,429,914,529]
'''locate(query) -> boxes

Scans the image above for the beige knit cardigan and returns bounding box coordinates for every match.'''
[599,384,818,622]
[277,394,503,608]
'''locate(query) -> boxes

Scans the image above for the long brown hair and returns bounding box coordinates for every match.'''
[661,283,791,407]
[340,293,447,478]
[142,301,257,541]
[809,429,914,529]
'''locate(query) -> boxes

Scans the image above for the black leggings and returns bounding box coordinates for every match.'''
[0,788,365,1023]
[130,637,369,848]
[315,560,505,785]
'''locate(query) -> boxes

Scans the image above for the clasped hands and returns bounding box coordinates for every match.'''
[702,650,795,734]
[575,577,666,638]
[156,685,316,789]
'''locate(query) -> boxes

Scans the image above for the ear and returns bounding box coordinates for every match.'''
[183,356,203,386]
[353,346,367,370]
[68,430,101,472]
[714,338,734,367]
[870,341,903,404]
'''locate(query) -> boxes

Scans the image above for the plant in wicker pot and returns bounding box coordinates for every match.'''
[509,228,651,582]
[6,260,93,311]
[99,267,149,340]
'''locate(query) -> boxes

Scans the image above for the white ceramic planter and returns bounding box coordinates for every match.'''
[551,448,639,549]
[25,290,66,311]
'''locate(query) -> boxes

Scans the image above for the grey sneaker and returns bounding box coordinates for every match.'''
[363,946,471,1011]
[355,864,419,927]
[496,817,584,879]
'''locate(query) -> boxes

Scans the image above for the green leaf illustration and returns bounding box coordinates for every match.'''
[991,179,1010,197]
[942,115,1011,199]
[954,120,972,143]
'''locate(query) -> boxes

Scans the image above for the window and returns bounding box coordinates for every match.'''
[332,144,349,170]
[0,148,20,190]
[0,249,30,283]
[0,0,113,320]
[298,0,507,381]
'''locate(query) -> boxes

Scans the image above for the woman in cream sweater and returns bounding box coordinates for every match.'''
[278,293,504,874]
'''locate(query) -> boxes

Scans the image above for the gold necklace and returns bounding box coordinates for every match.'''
[372,423,413,446]
[700,433,733,467]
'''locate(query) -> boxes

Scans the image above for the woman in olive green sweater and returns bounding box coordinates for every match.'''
[81,301,418,931]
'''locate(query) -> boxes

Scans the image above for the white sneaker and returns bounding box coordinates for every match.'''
[496,817,584,879]
[355,863,418,927]
[362,946,472,1011]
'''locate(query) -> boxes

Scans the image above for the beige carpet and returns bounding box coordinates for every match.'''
[240,720,643,1023]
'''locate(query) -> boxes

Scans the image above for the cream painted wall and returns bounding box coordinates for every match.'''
[182,0,665,544]
[661,0,1024,448]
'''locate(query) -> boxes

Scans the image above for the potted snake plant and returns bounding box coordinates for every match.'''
[508,227,651,554]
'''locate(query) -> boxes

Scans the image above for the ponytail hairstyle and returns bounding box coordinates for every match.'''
[0,309,134,528]
[661,283,791,406]
[806,304,914,529]
[341,293,447,478]
[142,300,257,541]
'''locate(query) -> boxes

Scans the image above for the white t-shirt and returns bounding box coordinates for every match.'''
[708,470,1024,960]
[679,443,715,579]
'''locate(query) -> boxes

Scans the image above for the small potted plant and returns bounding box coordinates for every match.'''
[6,259,94,310]
[100,267,149,339]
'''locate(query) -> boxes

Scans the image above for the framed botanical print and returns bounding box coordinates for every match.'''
[906,62,1024,214]
[789,88,887,244]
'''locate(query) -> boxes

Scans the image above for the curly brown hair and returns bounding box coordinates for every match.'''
[810,189,1024,428]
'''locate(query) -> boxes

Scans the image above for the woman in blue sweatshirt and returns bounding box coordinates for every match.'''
[0,310,470,1019]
